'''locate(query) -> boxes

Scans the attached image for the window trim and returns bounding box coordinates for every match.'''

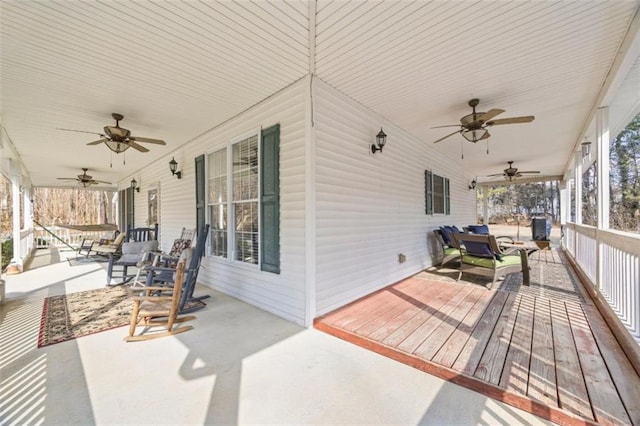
[206,128,262,268]
[425,169,450,216]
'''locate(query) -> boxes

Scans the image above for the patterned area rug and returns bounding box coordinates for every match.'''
[38,286,205,347]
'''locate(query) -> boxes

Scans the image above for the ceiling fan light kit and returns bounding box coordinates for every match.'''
[56,168,111,188]
[59,113,167,165]
[432,98,535,149]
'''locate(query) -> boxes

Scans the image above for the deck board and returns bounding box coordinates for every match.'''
[452,290,509,375]
[474,293,520,385]
[549,300,594,421]
[431,289,495,368]
[315,252,639,425]
[527,297,558,407]
[414,288,486,360]
[500,294,535,395]
[566,302,631,425]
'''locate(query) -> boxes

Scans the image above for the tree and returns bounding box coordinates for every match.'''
[610,113,640,232]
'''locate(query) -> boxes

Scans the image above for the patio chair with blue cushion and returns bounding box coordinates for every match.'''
[433,228,462,266]
[464,224,514,250]
[452,232,529,289]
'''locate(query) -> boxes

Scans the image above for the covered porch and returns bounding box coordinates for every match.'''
[1,1,640,424]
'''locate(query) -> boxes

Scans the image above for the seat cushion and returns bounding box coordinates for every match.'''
[463,253,521,268]
[168,239,191,257]
[118,240,159,264]
[467,224,489,234]
[444,247,459,256]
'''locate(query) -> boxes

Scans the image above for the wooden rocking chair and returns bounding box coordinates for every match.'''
[125,261,195,342]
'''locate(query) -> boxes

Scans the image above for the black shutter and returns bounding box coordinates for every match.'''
[195,154,206,234]
[445,178,450,215]
[260,124,280,273]
[425,170,433,215]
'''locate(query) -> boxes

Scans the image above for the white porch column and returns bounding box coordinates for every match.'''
[574,152,583,224]
[482,188,489,225]
[596,106,610,230]
[10,159,22,272]
[559,181,567,225]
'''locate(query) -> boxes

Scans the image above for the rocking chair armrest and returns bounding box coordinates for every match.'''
[131,295,174,302]
[143,265,178,273]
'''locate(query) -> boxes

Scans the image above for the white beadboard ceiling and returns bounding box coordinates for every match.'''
[1,0,639,188]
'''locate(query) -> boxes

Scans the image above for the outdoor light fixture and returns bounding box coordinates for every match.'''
[169,157,182,179]
[105,140,131,154]
[130,178,140,193]
[462,129,489,143]
[468,179,477,190]
[371,128,387,154]
[581,138,592,160]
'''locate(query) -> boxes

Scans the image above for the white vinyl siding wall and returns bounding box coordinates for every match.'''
[120,78,308,325]
[313,78,476,316]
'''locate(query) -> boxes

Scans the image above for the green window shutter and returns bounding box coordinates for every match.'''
[195,154,205,234]
[445,178,450,215]
[425,170,433,215]
[260,124,280,273]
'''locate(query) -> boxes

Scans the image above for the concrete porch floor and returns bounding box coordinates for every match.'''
[1,247,552,425]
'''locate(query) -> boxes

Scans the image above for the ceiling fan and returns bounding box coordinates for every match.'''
[59,113,166,154]
[57,168,112,187]
[432,99,535,144]
[487,161,540,181]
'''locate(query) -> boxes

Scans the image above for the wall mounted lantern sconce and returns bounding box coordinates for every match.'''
[371,128,387,154]
[169,157,182,179]
[130,178,140,193]
[468,179,477,190]
[581,138,592,160]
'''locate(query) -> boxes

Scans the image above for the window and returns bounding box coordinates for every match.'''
[232,135,259,264]
[206,125,280,272]
[425,170,450,215]
[208,148,228,258]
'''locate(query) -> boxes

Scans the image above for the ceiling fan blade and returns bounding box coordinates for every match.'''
[87,138,108,145]
[486,173,505,177]
[57,128,103,135]
[433,130,461,144]
[92,179,112,184]
[518,170,540,174]
[129,136,166,145]
[128,141,150,152]
[486,116,535,126]
[478,108,505,122]
[431,124,460,129]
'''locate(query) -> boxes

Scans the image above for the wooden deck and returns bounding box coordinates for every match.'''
[315,249,640,425]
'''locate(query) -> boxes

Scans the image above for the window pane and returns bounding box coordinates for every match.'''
[208,149,227,204]
[433,175,445,214]
[232,135,259,265]
[210,205,227,257]
[235,201,258,264]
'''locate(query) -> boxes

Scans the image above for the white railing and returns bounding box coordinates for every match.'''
[564,223,640,342]
[33,226,104,249]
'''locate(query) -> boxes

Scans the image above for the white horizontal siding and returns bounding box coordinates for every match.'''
[123,78,308,325]
[313,78,476,316]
